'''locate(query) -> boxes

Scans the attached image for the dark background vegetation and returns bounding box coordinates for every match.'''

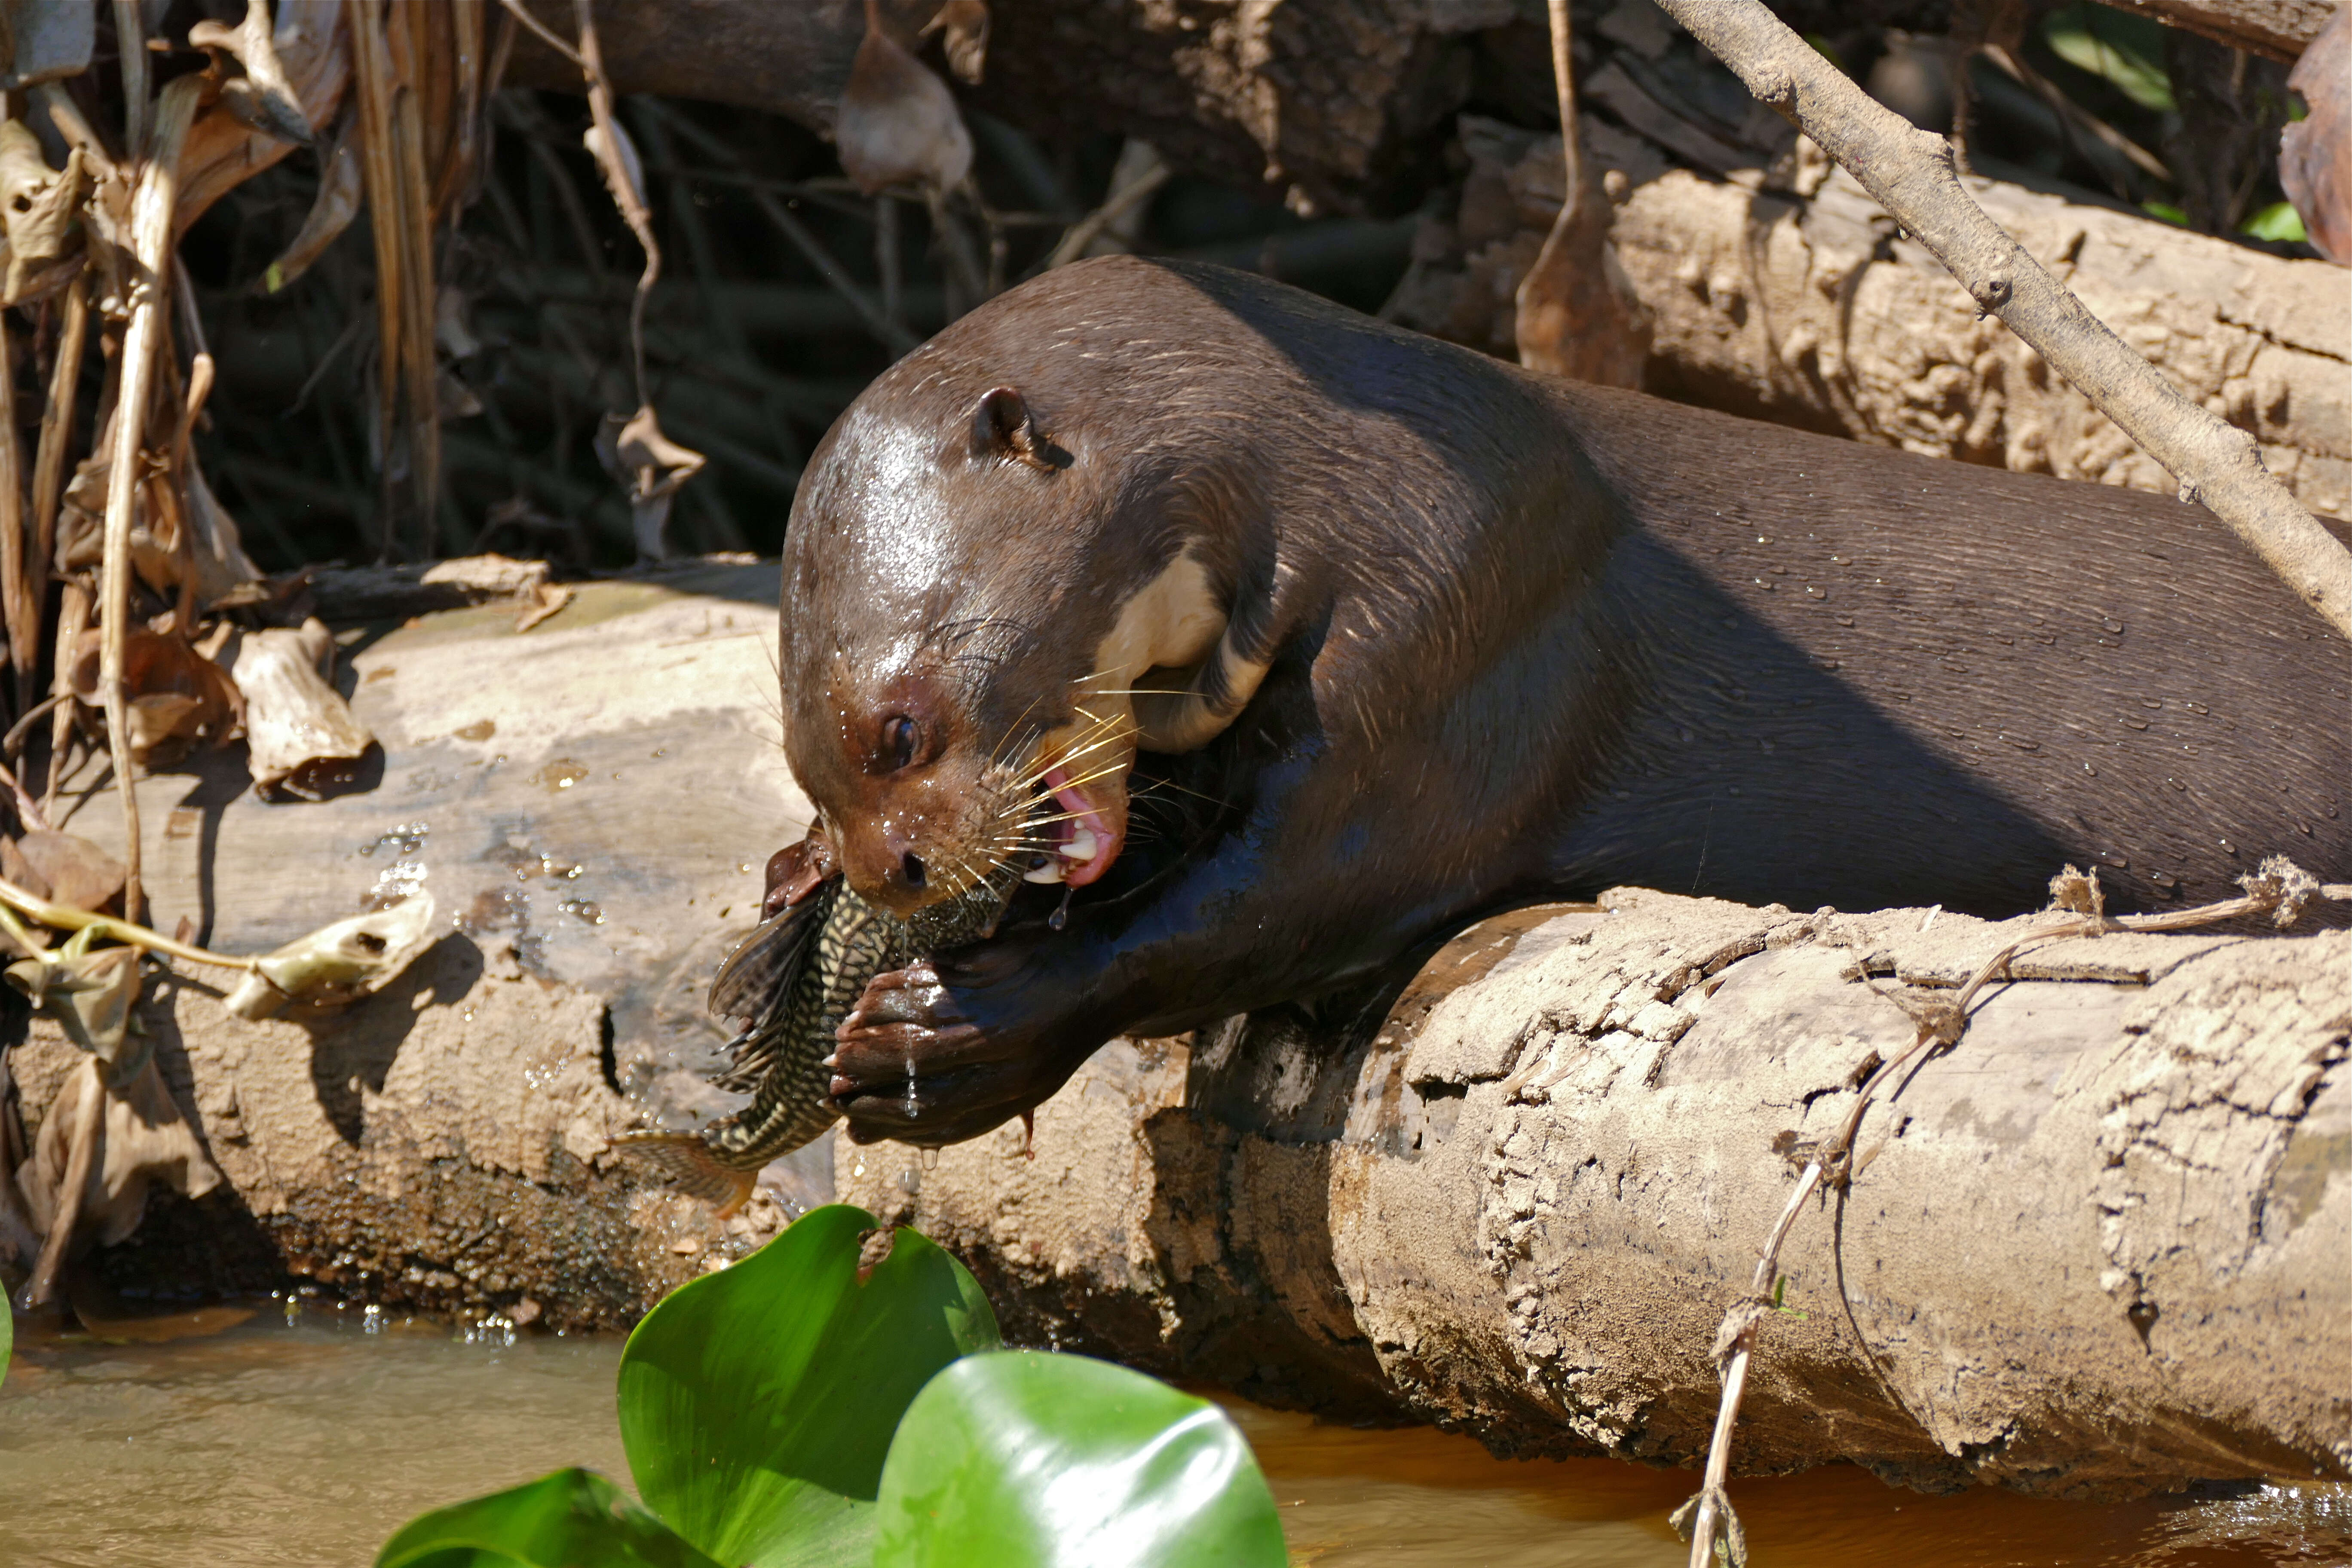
[173,0,2311,573]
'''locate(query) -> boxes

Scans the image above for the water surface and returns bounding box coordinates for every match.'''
[1,1304,2343,1566]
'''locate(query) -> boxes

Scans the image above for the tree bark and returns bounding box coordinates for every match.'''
[841,891,2352,1499]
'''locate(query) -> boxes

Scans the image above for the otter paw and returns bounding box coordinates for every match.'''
[830,961,1054,1145]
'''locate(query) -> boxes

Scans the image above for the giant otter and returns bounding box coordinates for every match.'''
[775,256,2348,1148]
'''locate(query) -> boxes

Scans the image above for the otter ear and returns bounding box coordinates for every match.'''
[972,386,1063,471]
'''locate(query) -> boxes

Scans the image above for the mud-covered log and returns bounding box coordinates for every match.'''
[841,891,2352,1498]
[1392,118,2352,518]
[5,562,818,1326]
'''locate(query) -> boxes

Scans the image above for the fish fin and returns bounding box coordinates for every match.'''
[707,1023,781,1093]
[616,1132,758,1216]
[708,879,837,1022]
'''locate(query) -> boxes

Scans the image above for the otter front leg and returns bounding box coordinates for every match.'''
[830,921,1107,1146]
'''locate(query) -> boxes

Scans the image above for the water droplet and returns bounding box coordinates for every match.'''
[2104,618,2125,634]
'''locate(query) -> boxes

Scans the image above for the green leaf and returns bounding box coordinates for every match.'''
[2044,4,2174,112]
[375,1468,721,1568]
[2141,201,2189,227]
[872,1351,1288,1568]
[618,1204,999,1568]
[2242,201,2309,242]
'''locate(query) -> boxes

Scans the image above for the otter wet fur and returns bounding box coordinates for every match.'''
[779,255,2349,1149]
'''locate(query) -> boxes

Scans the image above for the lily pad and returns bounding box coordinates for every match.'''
[617,1204,1000,1568]
[871,1350,1287,1568]
[374,1467,720,1568]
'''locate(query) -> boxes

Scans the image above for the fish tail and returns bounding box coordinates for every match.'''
[616,1132,757,1217]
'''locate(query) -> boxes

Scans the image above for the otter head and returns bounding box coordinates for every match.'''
[781,355,1268,918]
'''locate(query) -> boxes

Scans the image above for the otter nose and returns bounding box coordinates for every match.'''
[898,851,927,889]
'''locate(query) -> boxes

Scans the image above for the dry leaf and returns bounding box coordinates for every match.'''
[222,891,438,1020]
[181,461,264,606]
[223,617,375,800]
[0,118,85,303]
[6,929,144,1075]
[0,830,127,914]
[922,0,989,86]
[23,1056,221,1250]
[837,0,974,196]
[597,404,705,560]
[261,106,361,293]
[191,0,317,149]
[68,627,245,766]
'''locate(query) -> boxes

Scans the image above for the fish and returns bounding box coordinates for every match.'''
[619,858,1023,1215]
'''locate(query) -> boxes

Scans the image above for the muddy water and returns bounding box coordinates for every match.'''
[1,1304,2344,1568]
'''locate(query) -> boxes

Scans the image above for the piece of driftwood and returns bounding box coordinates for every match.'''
[223,619,377,801]
[1392,115,2352,520]
[841,888,2351,1499]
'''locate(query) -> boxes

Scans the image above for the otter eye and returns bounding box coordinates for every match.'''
[879,715,919,772]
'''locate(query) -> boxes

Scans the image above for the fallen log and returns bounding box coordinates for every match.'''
[3,561,819,1327]
[3,561,2343,1502]
[1391,115,2352,519]
[841,890,2352,1498]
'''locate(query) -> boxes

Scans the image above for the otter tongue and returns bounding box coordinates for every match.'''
[1042,765,1120,888]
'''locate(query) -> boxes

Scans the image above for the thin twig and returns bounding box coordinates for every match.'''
[3,692,64,769]
[493,0,584,68]
[0,874,256,971]
[97,76,205,929]
[572,0,657,411]
[1652,0,2352,638]
[1044,162,1172,270]
[0,754,50,833]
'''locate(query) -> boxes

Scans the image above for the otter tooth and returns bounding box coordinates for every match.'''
[1064,827,1101,863]
[1024,858,1068,884]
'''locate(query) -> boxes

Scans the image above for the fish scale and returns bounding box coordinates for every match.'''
[618,862,1021,1213]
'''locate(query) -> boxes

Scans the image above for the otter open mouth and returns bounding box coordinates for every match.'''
[1022,763,1123,887]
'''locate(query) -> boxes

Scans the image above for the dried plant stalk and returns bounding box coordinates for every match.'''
[42,580,89,817]
[349,0,403,519]
[111,0,147,154]
[97,75,206,926]
[0,311,33,705]
[31,272,91,587]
